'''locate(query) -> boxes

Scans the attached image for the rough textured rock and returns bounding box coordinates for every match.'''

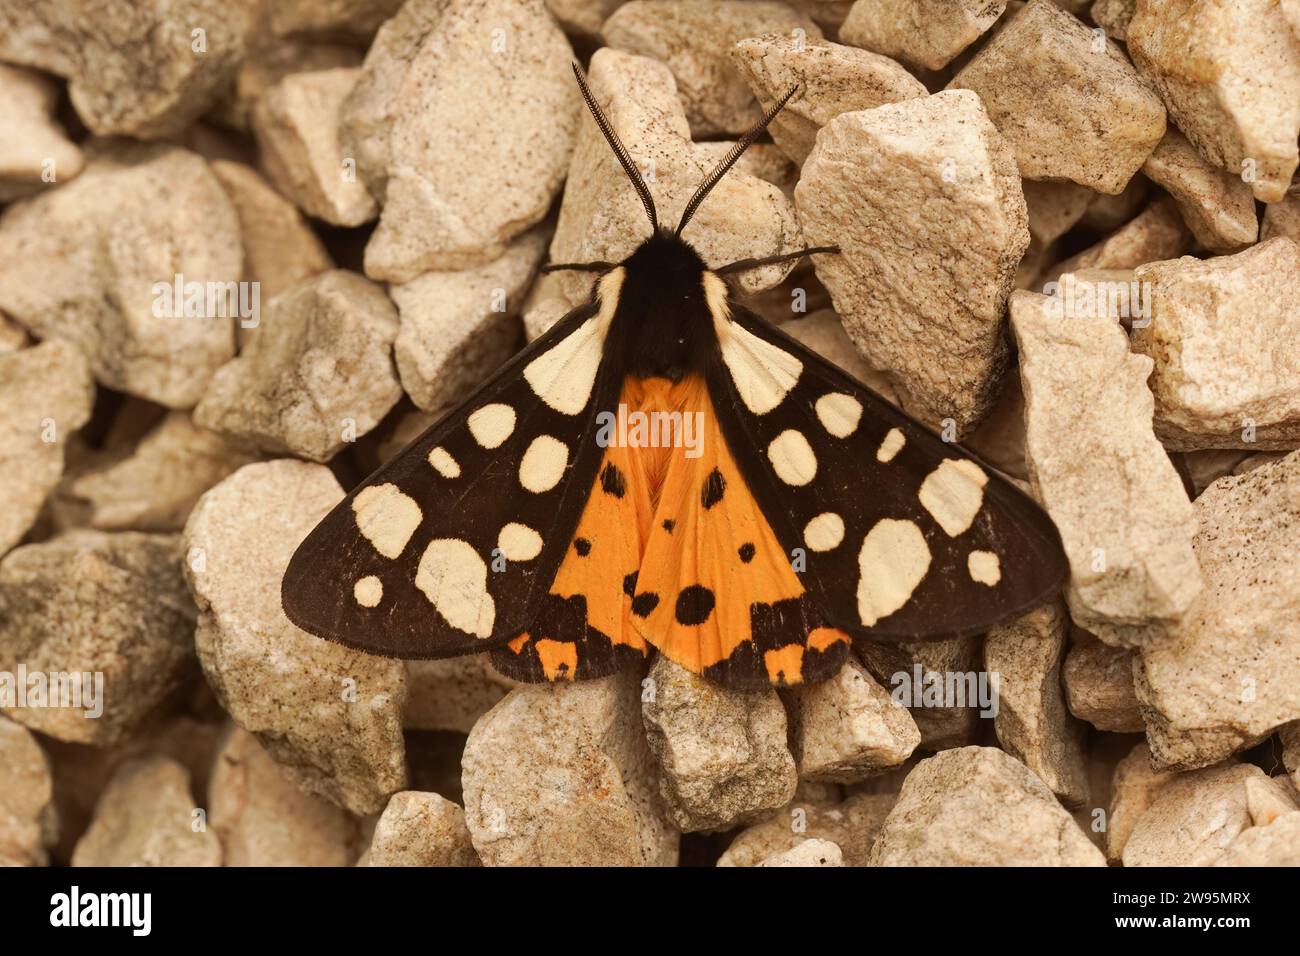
[0,716,55,866]
[264,0,406,40]
[1134,452,1300,770]
[0,64,84,202]
[404,657,513,734]
[1284,722,1300,791]
[253,68,377,227]
[462,671,677,866]
[1141,130,1258,251]
[1091,0,1135,40]
[547,0,625,36]
[1128,0,1300,203]
[641,656,796,832]
[1122,762,1299,866]
[948,0,1165,194]
[1106,742,1176,861]
[780,310,903,407]
[1261,183,1300,243]
[840,0,1004,71]
[360,791,480,867]
[0,0,254,138]
[71,756,220,867]
[1062,632,1143,732]
[550,49,802,311]
[1213,811,1300,866]
[342,0,578,280]
[183,461,408,815]
[1045,194,1192,284]
[857,636,983,749]
[796,90,1028,433]
[869,747,1105,865]
[209,727,360,866]
[730,34,926,166]
[0,531,196,746]
[214,38,363,131]
[391,227,545,411]
[65,413,258,533]
[1011,290,1201,647]
[717,792,893,866]
[1023,180,1095,247]
[788,657,920,784]
[0,342,94,556]
[195,271,403,463]
[0,144,242,408]
[210,160,333,306]
[985,603,1089,806]
[602,0,822,137]
[759,837,843,866]
[1131,239,1300,450]
[962,371,1028,481]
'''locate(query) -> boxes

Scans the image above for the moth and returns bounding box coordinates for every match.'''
[281,67,1068,689]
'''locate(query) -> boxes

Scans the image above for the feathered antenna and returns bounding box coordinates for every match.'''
[571,62,658,233]
[675,86,799,237]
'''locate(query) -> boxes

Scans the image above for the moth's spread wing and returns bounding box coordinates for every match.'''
[706,303,1068,642]
[281,297,621,659]
[628,376,851,689]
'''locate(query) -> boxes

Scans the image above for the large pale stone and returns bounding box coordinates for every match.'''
[840,0,1004,71]
[1131,239,1300,450]
[1134,452,1300,770]
[0,717,55,866]
[360,791,480,867]
[1062,632,1143,732]
[183,461,408,814]
[869,747,1105,865]
[948,0,1166,194]
[0,144,242,408]
[1011,290,1201,647]
[1214,812,1300,866]
[1106,742,1176,860]
[602,0,822,137]
[759,838,843,866]
[1128,0,1300,203]
[1141,130,1258,251]
[462,672,677,866]
[796,90,1029,433]
[0,64,84,202]
[717,792,895,866]
[1044,194,1192,285]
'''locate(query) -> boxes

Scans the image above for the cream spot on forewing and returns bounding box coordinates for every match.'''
[710,286,801,414]
[815,393,862,438]
[428,446,460,478]
[519,435,568,493]
[768,430,817,486]
[877,428,905,463]
[353,575,383,607]
[968,550,1001,586]
[919,459,988,537]
[857,519,931,626]
[804,512,845,552]
[415,538,495,638]
[498,523,543,561]
[352,484,422,559]
[523,268,623,415]
[468,404,515,448]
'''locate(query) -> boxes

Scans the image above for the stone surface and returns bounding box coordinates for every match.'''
[985,603,1089,806]
[71,756,221,867]
[1122,762,1299,866]
[391,227,545,411]
[360,791,480,867]
[195,271,403,463]
[1079,175,1150,233]
[1091,0,1135,40]
[549,49,802,310]
[759,837,843,866]
[1023,180,1095,246]
[0,716,55,866]
[1106,742,1176,861]
[0,531,196,746]
[731,34,927,165]
[547,0,625,36]
[183,460,408,815]
[405,657,514,734]
[265,0,406,40]
[1062,632,1143,732]
[641,656,796,832]
[1011,290,1201,647]
[717,792,894,866]
[948,0,1165,194]
[840,0,1004,71]
[869,747,1105,865]
[343,0,578,280]
[1044,194,1192,284]
[1261,183,1300,242]
[0,342,94,556]
[0,0,254,138]
[796,90,1028,433]
[1134,451,1300,770]
[65,413,259,533]
[462,671,677,866]
[857,636,983,749]
[1142,130,1258,251]
[602,0,822,137]
[1284,722,1300,791]
[209,727,360,866]
[253,68,377,227]
[787,657,920,784]
[1128,0,1300,203]
[1213,811,1300,866]
[215,38,363,131]
[0,64,84,202]
[780,310,903,407]
[0,143,242,408]
[1131,239,1300,450]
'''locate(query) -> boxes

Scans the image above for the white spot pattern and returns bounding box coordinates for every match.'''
[352,484,422,559]
[415,538,495,638]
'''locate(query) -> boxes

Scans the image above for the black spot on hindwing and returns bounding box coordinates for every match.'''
[738,542,756,563]
[574,537,592,556]
[600,463,626,498]
[631,592,659,617]
[701,468,726,509]
[674,585,715,625]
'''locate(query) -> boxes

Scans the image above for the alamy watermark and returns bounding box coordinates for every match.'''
[890,666,1000,718]
[151,273,260,328]
[1042,274,1152,328]
[595,404,704,458]
[0,664,103,719]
